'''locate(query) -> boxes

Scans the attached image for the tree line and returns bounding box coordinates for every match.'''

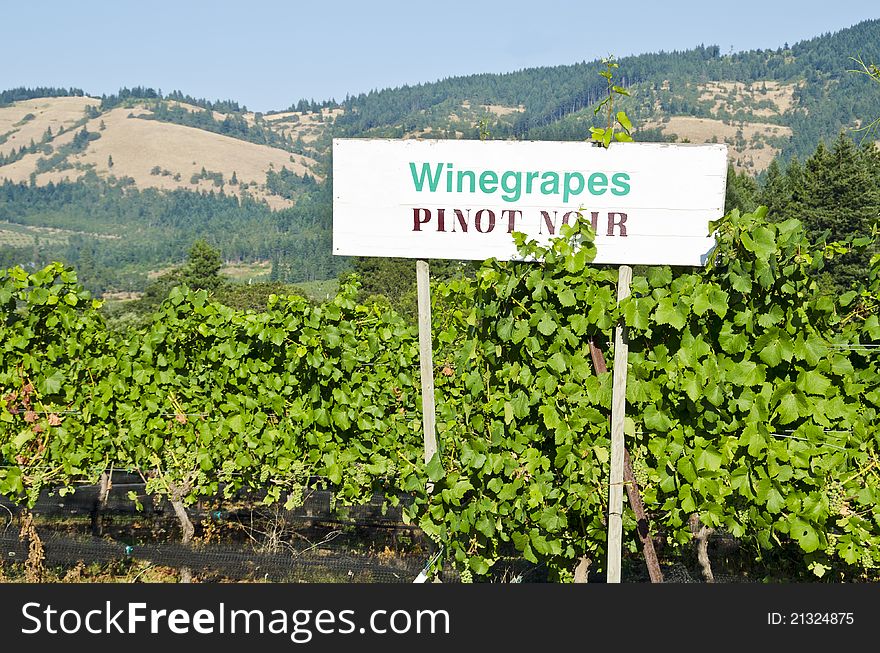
[0,176,345,295]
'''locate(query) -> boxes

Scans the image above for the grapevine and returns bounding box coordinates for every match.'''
[1,204,878,581]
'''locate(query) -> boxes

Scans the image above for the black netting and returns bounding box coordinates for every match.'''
[0,475,452,583]
[0,531,436,583]
[0,476,786,583]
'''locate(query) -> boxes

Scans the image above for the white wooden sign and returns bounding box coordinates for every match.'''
[333,138,727,267]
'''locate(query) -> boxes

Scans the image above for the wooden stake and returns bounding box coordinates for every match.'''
[589,340,663,583]
[416,260,438,468]
[90,470,112,537]
[607,264,632,583]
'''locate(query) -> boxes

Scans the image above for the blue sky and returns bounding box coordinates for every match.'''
[2,1,877,112]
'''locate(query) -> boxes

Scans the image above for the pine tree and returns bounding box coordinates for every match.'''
[181,240,223,291]
[792,134,880,290]
[757,159,792,219]
[724,164,758,214]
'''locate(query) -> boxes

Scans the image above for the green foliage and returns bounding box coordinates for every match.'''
[0,87,85,107]
[1,266,422,512]
[412,218,615,578]
[127,240,224,318]
[725,164,759,214]
[265,167,317,200]
[4,25,880,578]
[212,281,307,311]
[590,56,634,147]
[754,136,880,292]
[0,263,111,505]
[409,208,879,580]
[1,207,878,580]
[350,257,474,320]
[189,167,224,187]
[628,208,878,578]
[0,177,346,294]
[790,135,880,291]
[180,240,223,291]
[847,56,880,142]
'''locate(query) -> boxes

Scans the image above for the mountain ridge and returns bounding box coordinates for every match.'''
[0,19,878,293]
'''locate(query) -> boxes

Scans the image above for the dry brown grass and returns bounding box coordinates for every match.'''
[0,96,100,156]
[403,126,435,138]
[0,559,184,583]
[264,107,342,122]
[698,80,798,118]
[645,115,792,140]
[265,107,340,146]
[459,100,524,118]
[0,100,325,208]
[221,259,272,280]
[479,103,525,116]
[166,100,228,122]
[147,264,179,280]
[102,290,143,301]
[640,116,792,172]
[0,221,120,247]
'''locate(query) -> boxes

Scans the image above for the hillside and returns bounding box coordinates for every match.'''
[0,97,325,208]
[0,19,878,294]
[334,19,880,168]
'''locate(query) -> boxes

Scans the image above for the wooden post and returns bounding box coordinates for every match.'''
[90,470,112,537]
[589,340,664,583]
[416,260,438,468]
[607,264,632,583]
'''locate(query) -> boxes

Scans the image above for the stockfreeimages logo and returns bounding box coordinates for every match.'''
[21,602,450,643]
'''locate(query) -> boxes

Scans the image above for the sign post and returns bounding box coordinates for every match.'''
[332,139,726,266]
[607,264,632,583]
[332,138,727,581]
[416,259,438,471]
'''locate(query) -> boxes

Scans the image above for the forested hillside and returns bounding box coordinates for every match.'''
[335,20,880,162]
[0,19,878,295]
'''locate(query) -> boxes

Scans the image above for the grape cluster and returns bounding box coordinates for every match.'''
[630,456,650,489]
[459,568,474,583]
[349,463,369,489]
[425,528,443,546]
[824,532,839,557]
[284,484,304,511]
[825,481,848,516]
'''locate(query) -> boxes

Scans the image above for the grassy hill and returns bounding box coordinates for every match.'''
[0,19,878,294]
[0,97,327,207]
